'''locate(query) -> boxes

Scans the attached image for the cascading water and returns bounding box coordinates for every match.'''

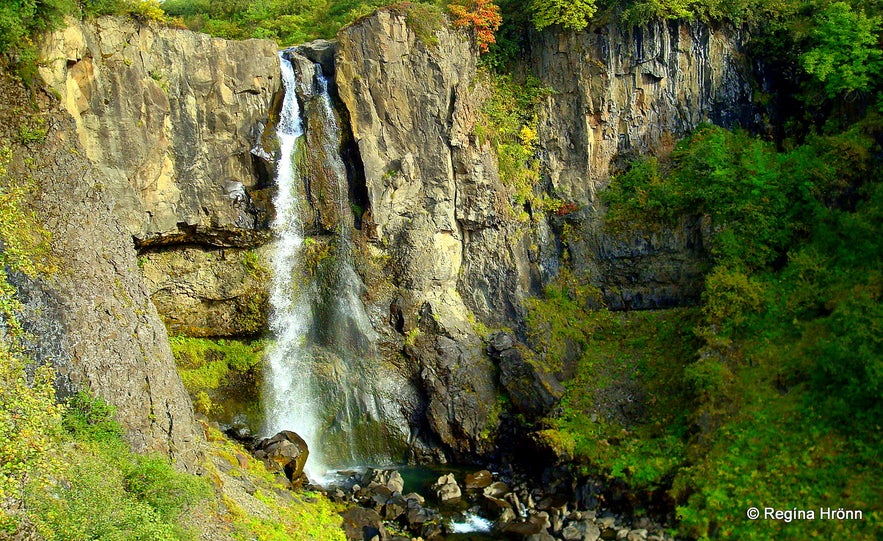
[262,51,325,473]
[262,52,410,476]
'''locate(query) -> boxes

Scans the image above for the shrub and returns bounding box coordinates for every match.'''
[530,0,597,31]
[0,144,61,534]
[800,2,883,98]
[62,391,124,443]
[125,455,212,522]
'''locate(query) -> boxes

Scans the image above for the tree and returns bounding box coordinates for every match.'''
[530,0,597,31]
[800,2,883,98]
[448,0,502,52]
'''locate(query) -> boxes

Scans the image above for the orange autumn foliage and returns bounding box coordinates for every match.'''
[448,0,502,52]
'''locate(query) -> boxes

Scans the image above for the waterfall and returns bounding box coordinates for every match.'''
[262,52,410,476]
[262,51,325,473]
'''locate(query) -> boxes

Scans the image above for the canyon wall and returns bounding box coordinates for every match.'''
[7,17,281,465]
[334,11,753,457]
[21,12,755,463]
[1,74,201,467]
[530,20,753,309]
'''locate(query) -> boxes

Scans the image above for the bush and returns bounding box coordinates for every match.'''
[62,391,124,443]
[800,2,883,98]
[0,144,61,534]
[125,455,212,522]
[530,0,597,31]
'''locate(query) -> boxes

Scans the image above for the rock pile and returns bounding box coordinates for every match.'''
[324,468,675,541]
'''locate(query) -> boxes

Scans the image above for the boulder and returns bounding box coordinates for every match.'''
[501,520,546,537]
[340,507,388,541]
[432,473,462,502]
[464,469,493,489]
[562,520,601,541]
[483,481,510,499]
[361,468,405,493]
[488,332,565,418]
[253,431,309,486]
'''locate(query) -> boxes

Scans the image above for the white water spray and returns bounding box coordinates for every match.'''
[262,52,325,474]
[261,54,411,474]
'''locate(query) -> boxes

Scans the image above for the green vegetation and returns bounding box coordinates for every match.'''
[24,393,212,541]
[169,336,265,416]
[13,391,346,541]
[573,119,880,537]
[474,71,551,220]
[526,272,698,486]
[0,141,60,533]
[200,423,346,541]
[800,2,882,98]
[160,0,447,46]
[531,0,598,31]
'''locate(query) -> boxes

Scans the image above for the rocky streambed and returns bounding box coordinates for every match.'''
[319,467,676,541]
[234,429,677,541]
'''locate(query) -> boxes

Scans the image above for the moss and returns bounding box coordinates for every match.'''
[302,237,335,277]
[169,337,266,427]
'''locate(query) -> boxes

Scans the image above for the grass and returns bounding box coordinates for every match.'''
[21,393,211,541]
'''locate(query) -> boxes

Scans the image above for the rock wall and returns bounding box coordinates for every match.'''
[39,17,281,337]
[1,73,200,468]
[530,20,753,308]
[336,9,502,457]
[21,12,755,463]
[531,20,753,202]
[335,11,754,457]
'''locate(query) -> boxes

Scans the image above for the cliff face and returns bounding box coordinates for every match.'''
[39,17,281,336]
[336,10,501,456]
[1,75,200,467]
[530,21,753,309]
[531,20,752,202]
[335,12,754,456]
[9,17,282,465]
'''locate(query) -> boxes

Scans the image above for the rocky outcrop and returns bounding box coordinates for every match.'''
[139,244,270,337]
[337,8,502,458]
[38,17,280,337]
[531,20,752,201]
[252,430,309,486]
[530,21,752,308]
[1,73,200,467]
[488,332,564,418]
[39,17,280,244]
[335,12,753,458]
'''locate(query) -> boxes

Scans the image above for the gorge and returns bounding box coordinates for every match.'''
[1,2,880,540]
